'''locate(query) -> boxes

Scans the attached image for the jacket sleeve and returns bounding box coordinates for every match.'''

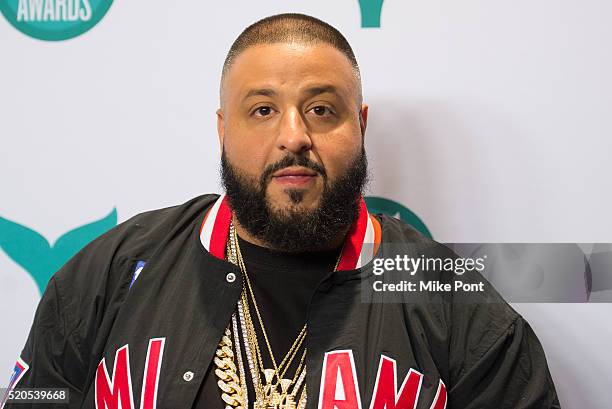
[2,276,86,409]
[448,306,561,409]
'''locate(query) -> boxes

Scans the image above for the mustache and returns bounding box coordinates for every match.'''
[260,155,327,186]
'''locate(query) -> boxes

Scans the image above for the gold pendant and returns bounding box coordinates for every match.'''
[263,368,276,384]
[260,367,300,409]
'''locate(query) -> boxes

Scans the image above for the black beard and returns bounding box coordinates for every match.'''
[220,147,369,253]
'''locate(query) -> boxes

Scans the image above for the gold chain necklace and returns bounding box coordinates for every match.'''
[233,225,311,408]
[238,241,307,383]
[215,223,342,409]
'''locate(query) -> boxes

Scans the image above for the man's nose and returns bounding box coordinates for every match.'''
[276,108,312,154]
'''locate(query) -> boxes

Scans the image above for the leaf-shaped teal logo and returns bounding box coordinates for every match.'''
[358,0,385,28]
[0,209,117,294]
[365,196,433,238]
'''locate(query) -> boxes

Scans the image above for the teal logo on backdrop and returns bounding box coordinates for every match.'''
[365,196,433,238]
[0,209,117,294]
[358,0,385,28]
[0,0,113,41]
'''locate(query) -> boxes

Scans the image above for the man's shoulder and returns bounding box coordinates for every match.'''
[52,193,219,286]
[376,213,440,249]
[89,193,218,250]
[31,194,221,368]
[376,212,521,316]
[116,193,219,238]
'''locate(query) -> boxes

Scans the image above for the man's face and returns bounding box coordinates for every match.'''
[218,42,368,215]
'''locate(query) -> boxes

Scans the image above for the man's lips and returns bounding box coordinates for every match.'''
[273,167,318,178]
[272,167,318,186]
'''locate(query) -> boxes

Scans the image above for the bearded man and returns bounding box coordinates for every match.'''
[3,13,560,409]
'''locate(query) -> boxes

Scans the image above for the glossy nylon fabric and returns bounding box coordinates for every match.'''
[4,194,560,409]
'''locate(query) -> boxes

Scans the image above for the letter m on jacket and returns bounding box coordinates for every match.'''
[369,356,423,409]
[318,351,447,409]
[95,338,165,409]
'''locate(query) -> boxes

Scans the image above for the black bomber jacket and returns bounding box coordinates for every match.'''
[4,194,561,409]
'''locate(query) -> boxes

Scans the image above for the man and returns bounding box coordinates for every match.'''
[3,13,560,409]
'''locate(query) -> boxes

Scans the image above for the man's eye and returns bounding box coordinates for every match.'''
[311,106,333,116]
[253,106,273,117]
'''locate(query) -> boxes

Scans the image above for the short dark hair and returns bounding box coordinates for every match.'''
[220,13,362,104]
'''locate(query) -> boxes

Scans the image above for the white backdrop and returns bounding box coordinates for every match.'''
[1,1,611,407]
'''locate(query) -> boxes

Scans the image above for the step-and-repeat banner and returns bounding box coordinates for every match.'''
[1,1,611,407]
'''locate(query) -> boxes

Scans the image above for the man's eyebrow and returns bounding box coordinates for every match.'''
[243,88,277,101]
[304,85,338,97]
[242,86,340,102]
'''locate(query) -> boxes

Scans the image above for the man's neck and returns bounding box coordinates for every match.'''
[232,216,349,252]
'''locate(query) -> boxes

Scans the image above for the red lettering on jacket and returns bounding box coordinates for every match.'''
[369,355,423,409]
[140,338,165,409]
[318,350,447,409]
[318,350,362,409]
[95,345,135,409]
[429,379,447,409]
[95,338,166,409]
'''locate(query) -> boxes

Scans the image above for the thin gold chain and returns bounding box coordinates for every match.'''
[291,348,307,386]
[233,226,306,380]
[277,328,306,380]
[228,222,343,407]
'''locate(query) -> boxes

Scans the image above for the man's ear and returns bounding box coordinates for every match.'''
[216,108,225,153]
[359,103,369,139]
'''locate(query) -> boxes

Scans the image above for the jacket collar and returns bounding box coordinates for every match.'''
[199,194,381,270]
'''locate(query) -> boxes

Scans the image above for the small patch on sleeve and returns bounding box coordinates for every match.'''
[1,357,29,409]
[129,261,146,289]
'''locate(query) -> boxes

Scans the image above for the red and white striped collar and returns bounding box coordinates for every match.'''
[199,194,381,270]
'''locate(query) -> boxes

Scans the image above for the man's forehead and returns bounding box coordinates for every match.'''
[222,42,358,101]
